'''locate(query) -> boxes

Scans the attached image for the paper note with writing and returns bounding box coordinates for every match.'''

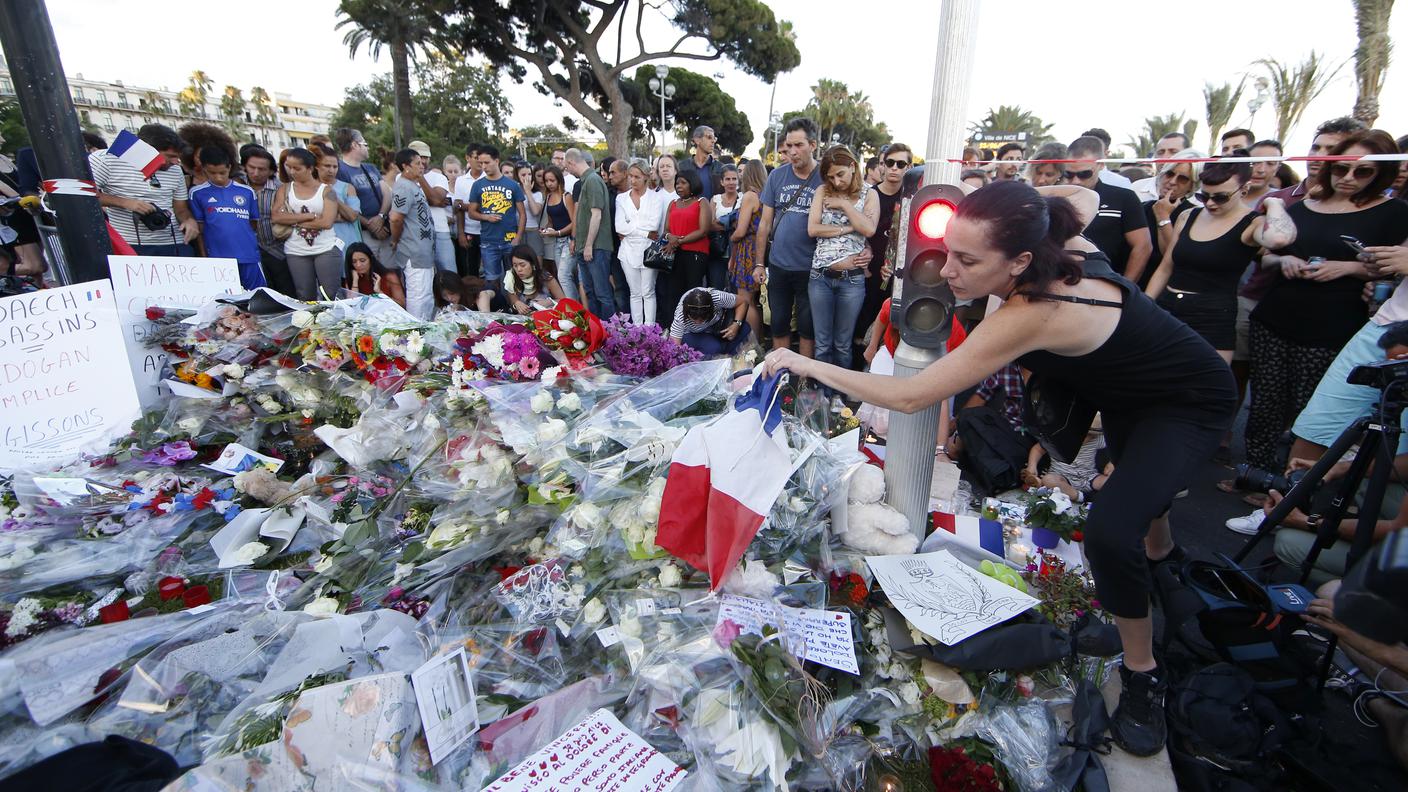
[205,442,285,475]
[109,255,241,407]
[411,647,479,765]
[717,595,859,675]
[867,550,1037,645]
[0,281,141,471]
[484,708,685,792]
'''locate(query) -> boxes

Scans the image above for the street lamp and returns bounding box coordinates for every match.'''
[648,64,675,161]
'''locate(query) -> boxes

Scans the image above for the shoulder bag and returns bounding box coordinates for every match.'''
[643,198,676,272]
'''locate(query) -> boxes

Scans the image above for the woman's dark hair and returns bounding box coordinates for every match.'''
[1313,129,1400,205]
[675,169,703,199]
[682,287,714,321]
[278,148,318,183]
[954,180,1084,294]
[507,244,545,294]
[1200,151,1252,187]
[343,242,387,282]
[542,164,566,194]
[433,270,469,308]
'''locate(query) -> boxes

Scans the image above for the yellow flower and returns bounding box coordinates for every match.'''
[839,407,854,419]
[195,372,214,389]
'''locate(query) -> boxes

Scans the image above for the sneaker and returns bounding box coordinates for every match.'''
[1225,509,1265,535]
[1111,664,1168,757]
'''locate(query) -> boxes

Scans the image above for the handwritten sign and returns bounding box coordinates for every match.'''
[484,709,685,792]
[109,255,240,406]
[717,595,860,675]
[0,281,140,471]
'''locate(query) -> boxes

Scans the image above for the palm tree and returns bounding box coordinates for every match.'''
[336,0,450,146]
[1127,113,1199,158]
[219,86,247,137]
[969,105,1055,149]
[1203,79,1246,152]
[1351,0,1395,125]
[1258,53,1343,144]
[250,87,278,128]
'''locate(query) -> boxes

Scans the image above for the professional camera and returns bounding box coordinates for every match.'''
[1347,358,1408,389]
[135,208,171,231]
[1334,527,1408,645]
[1233,462,1310,496]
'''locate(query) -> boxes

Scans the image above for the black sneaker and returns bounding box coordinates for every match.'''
[1111,664,1168,757]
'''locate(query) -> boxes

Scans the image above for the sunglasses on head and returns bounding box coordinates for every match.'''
[1330,163,1377,180]
[1195,188,1242,205]
[883,158,910,169]
[1064,169,1095,181]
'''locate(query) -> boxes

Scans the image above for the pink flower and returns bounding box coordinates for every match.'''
[519,355,540,379]
[713,618,743,649]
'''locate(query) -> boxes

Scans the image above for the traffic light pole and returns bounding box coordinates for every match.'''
[884,0,982,538]
[0,0,112,283]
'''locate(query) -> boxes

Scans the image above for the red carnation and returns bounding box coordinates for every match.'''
[145,306,166,320]
[1070,530,1084,543]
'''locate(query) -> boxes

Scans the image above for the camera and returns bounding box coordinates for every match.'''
[135,209,171,231]
[1233,462,1309,496]
[1347,358,1408,389]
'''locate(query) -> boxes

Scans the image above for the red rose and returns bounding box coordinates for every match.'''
[144,306,166,320]
[1070,530,1084,543]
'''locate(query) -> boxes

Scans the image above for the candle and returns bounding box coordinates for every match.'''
[1007,543,1031,566]
[182,586,212,608]
[157,576,186,601]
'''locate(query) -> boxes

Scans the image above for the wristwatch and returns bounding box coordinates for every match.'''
[731,319,743,326]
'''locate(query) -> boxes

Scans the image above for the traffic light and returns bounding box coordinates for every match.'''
[891,183,963,349]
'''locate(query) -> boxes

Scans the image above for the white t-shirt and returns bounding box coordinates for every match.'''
[452,175,481,235]
[564,172,579,195]
[423,169,451,233]
[524,191,544,229]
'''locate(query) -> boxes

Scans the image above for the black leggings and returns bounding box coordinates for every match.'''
[1083,412,1226,619]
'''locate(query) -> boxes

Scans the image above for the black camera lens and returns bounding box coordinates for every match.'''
[1233,462,1294,494]
[135,209,170,231]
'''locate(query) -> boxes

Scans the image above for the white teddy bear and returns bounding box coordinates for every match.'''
[836,464,918,555]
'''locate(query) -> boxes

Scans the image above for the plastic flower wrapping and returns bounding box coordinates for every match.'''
[0,289,1116,790]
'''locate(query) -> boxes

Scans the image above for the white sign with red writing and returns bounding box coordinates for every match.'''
[0,281,139,471]
[108,255,241,407]
[483,709,685,792]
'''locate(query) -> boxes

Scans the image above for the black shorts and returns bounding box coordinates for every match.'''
[1158,290,1236,352]
[766,266,814,339]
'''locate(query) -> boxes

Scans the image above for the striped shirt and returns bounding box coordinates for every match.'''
[669,288,737,339]
[251,178,284,260]
[88,149,188,246]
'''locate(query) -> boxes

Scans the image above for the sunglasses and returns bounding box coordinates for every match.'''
[1330,163,1377,180]
[1064,169,1095,181]
[1194,188,1242,205]
[884,158,911,169]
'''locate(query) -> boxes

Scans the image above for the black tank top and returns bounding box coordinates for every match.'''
[1017,252,1237,427]
[1168,208,1260,294]
[543,197,571,231]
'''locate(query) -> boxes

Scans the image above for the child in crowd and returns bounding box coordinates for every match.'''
[189,146,265,289]
[1023,415,1109,502]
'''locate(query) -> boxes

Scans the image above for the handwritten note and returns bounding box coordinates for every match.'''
[109,255,240,407]
[204,442,285,475]
[484,709,684,792]
[717,595,860,675]
[0,281,140,471]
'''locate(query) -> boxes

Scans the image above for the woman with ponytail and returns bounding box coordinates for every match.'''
[763,180,1237,757]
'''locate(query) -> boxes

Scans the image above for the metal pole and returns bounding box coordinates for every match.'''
[883,0,982,536]
[659,91,666,159]
[0,0,112,283]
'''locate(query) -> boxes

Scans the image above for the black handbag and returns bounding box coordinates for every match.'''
[1022,371,1097,464]
[643,239,675,272]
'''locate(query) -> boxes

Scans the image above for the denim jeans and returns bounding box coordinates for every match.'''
[552,237,578,301]
[433,231,457,272]
[481,241,511,283]
[575,248,617,319]
[684,321,751,356]
[808,269,866,369]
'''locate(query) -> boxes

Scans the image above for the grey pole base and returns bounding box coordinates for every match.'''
[883,340,946,539]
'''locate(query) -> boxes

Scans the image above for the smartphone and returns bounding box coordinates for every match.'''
[1341,234,1369,256]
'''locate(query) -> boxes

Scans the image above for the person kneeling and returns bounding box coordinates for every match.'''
[669,287,751,356]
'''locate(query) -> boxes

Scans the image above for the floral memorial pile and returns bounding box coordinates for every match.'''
[0,289,1113,790]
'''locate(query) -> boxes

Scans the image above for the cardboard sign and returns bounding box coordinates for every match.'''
[484,709,684,792]
[0,281,140,471]
[109,255,240,407]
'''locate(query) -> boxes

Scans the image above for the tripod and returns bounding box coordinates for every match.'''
[1233,378,1408,688]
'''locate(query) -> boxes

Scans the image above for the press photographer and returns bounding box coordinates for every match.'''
[89,123,200,257]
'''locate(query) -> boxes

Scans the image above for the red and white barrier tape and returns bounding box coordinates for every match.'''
[40,178,97,196]
[945,153,1408,166]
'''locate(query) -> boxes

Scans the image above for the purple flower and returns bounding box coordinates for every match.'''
[141,441,198,466]
[713,618,743,649]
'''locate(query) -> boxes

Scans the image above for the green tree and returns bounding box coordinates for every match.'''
[1203,79,1246,153]
[0,99,30,150]
[250,87,278,128]
[775,79,889,156]
[623,65,752,155]
[331,56,511,161]
[439,0,800,155]
[336,0,453,146]
[969,105,1055,149]
[219,85,247,138]
[1258,53,1343,144]
[177,70,213,117]
[1127,113,1199,158]
[1351,0,1395,125]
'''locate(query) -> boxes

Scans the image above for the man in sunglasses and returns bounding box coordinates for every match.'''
[854,143,914,368]
[1063,135,1152,283]
[89,123,199,257]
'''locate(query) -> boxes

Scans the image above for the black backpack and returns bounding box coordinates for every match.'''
[954,399,1029,495]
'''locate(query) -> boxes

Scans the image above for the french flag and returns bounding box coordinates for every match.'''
[932,511,1005,558]
[657,371,792,590]
[108,130,164,178]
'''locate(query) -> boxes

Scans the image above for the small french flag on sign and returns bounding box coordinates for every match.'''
[85,288,102,301]
[932,511,1005,558]
[107,130,165,178]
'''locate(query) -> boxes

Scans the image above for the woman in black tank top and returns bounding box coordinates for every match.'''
[1144,158,1298,359]
[763,181,1238,757]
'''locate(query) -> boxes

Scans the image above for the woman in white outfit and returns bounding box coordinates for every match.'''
[274,148,342,301]
[615,160,663,324]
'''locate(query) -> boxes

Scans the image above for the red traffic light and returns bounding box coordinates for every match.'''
[913,199,956,240]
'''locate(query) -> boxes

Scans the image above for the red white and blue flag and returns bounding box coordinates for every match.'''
[931,511,1006,558]
[108,130,165,178]
[657,372,792,590]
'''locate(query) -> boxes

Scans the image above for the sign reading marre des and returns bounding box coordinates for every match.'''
[0,281,139,470]
[109,255,240,406]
